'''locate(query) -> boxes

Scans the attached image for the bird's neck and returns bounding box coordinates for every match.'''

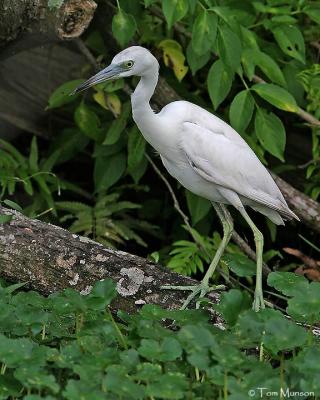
[131,67,158,124]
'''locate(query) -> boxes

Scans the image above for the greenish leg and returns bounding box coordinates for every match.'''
[238,207,265,312]
[161,203,233,309]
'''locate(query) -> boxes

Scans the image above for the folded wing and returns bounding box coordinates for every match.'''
[180,120,298,220]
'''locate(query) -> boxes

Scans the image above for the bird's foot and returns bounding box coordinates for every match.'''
[161,282,226,310]
[252,289,265,312]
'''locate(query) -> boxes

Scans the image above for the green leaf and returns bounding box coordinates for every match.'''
[229,90,254,132]
[216,289,251,326]
[127,126,146,172]
[3,200,22,212]
[185,190,211,225]
[191,10,217,56]
[264,316,308,353]
[224,253,256,277]
[103,103,131,145]
[186,42,210,75]
[112,10,136,47]
[0,214,13,224]
[158,39,188,81]
[267,272,309,297]
[146,373,188,399]
[217,24,242,72]
[273,25,305,64]
[47,80,84,109]
[252,83,298,112]
[94,151,126,192]
[162,0,189,28]
[128,157,148,184]
[287,282,320,322]
[255,109,286,161]
[242,49,287,87]
[207,60,234,110]
[74,103,102,141]
[304,6,320,24]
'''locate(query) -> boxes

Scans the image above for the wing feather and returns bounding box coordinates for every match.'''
[180,120,297,219]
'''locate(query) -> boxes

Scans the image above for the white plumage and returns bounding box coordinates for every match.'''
[73,46,298,311]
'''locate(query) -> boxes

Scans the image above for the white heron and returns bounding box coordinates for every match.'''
[72,46,299,312]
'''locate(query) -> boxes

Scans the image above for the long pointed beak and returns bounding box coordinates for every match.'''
[70,64,122,95]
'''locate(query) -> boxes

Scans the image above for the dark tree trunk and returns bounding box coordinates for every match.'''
[0,0,97,59]
[0,206,224,326]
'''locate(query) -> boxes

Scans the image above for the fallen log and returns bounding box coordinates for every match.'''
[0,206,223,326]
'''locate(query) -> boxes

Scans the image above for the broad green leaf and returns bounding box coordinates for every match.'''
[240,26,259,50]
[304,6,320,24]
[159,40,188,81]
[267,272,309,297]
[215,289,251,326]
[93,91,122,117]
[47,79,84,109]
[127,126,146,170]
[94,152,126,191]
[185,190,211,225]
[129,157,148,184]
[103,102,131,145]
[207,59,234,110]
[127,126,147,183]
[254,109,286,161]
[283,63,305,105]
[112,10,136,47]
[186,42,210,75]
[146,373,188,399]
[273,25,305,64]
[191,10,218,56]
[217,24,242,71]
[252,83,298,112]
[264,316,308,353]
[242,49,286,87]
[162,0,189,28]
[224,253,256,277]
[287,282,320,322]
[229,90,254,132]
[74,103,102,141]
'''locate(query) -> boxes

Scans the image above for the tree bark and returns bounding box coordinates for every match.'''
[0,44,85,139]
[0,206,223,326]
[272,174,320,234]
[0,0,97,59]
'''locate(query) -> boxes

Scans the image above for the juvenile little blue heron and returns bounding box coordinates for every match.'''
[72,46,299,311]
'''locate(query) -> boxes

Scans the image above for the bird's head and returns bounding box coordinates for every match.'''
[71,46,159,94]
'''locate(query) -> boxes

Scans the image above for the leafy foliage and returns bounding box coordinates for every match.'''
[0,276,318,399]
[56,192,154,247]
[1,0,320,393]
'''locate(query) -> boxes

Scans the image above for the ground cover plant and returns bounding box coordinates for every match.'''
[0,275,319,399]
[0,0,320,398]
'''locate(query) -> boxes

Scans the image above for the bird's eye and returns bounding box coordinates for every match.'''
[124,60,134,68]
